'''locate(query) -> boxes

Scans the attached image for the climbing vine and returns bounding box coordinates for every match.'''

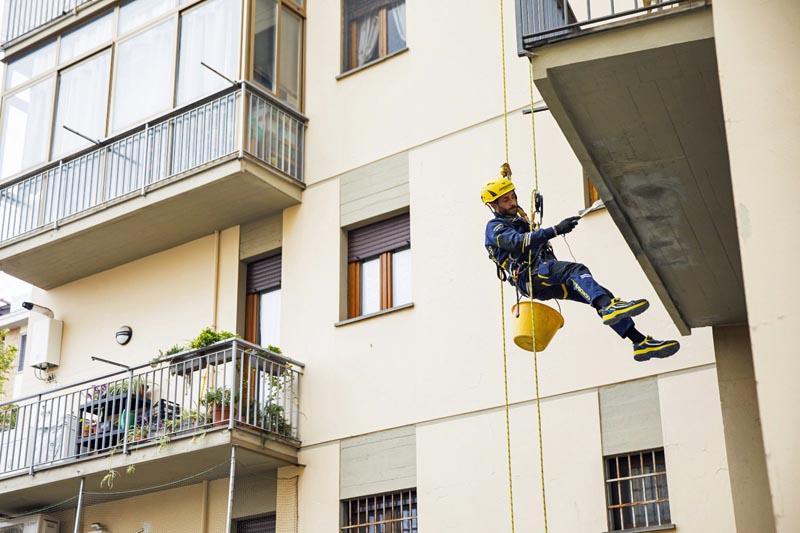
[0,329,18,397]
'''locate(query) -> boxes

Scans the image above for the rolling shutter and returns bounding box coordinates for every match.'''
[247,253,282,294]
[348,213,410,262]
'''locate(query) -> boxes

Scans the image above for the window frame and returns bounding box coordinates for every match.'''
[347,245,410,318]
[244,252,282,346]
[604,448,672,532]
[340,488,418,533]
[246,0,306,111]
[0,0,241,182]
[584,170,601,208]
[341,0,407,74]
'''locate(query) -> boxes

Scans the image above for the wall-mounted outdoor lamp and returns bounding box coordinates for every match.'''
[115,325,132,345]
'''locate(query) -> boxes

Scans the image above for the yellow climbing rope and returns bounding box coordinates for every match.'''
[497,1,516,532]
[496,0,549,531]
[526,60,550,533]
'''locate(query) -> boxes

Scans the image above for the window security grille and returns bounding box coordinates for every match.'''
[605,449,671,531]
[341,488,418,533]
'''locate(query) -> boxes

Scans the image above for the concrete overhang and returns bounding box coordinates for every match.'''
[0,428,298,516]
[526,6,746,333]
[0,156,304,289]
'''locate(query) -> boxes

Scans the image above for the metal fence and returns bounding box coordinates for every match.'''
[0,83,306,244]
[2,0,93,44]
[516,0,687,50]
[0,339,303,479]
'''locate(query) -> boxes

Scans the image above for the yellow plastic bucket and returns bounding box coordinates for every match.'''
[511,301,565,352]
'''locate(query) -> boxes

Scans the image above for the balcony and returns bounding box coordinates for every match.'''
[2,0,98,47]
[0,83,306,289]
[0,339,303,515]
[515,0,745,333]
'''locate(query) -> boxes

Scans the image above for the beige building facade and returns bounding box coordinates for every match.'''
[0,0,794,532]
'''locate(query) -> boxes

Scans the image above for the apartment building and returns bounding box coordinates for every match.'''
[0,0,794,532]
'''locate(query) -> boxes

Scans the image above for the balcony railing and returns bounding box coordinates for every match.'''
[516,0,688,50]
[0,339,303,479]
[0,83,306,245]
[2,0,93,45]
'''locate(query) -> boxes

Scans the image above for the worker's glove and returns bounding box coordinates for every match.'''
[553,216,581,236]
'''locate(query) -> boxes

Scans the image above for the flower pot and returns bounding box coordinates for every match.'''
[209,405,236,427]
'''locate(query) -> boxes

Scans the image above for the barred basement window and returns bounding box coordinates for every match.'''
[341,488,418,532]
[605,448,672,531]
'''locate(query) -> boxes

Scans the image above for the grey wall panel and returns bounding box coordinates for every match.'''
[340,426,416,499]
[340,152,409,228]
[600,378,663,456]
[240,214,282,260]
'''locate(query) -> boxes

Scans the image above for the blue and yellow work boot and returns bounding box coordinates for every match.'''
[633,337,680,362]
[600,298,650,326]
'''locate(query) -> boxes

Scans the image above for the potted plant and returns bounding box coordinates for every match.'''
[201,387,237,427]
[127,425,147,442]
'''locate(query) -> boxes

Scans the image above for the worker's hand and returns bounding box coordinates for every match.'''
[500,162,512,177]
[554,216,581,236]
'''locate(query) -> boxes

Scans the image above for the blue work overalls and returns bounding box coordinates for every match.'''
[485,213,634,338]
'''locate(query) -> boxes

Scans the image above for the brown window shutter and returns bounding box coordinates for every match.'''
[348,213,410,262]
[244,293,260,344]
[348,262,362,318]
[247,253,282,294]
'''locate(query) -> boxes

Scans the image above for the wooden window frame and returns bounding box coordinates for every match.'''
[343,0,404,73]
[247,0,306,111]
[584,170,600,207]
[348,248,405,318]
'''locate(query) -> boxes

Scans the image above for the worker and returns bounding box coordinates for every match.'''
[482,176,680,361]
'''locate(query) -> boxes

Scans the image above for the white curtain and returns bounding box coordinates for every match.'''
[357,14,379,66]
[390,3,406,44]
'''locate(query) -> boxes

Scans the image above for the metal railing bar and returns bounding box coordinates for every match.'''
[523,0,686,41]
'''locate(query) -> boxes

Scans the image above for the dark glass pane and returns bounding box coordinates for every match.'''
[608,481,620,505]
[253,0,277,90]
[644,475,657,500]
[643,450,654,474]
[645,503,659,526]
[655,449,666,471]
[620,479,632,504]
[630,453,642,476]
[659,501,672,524]
[619,456,630,478]
[606,457,618,479]
[621,505,634,529]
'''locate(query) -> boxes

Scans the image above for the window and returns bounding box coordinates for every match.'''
[343,0,407,72]
[52,51,112,158]
[0,77,56,178]
[0,1,243,181]
[347,213,411,318]
[245,253,282,347]
[605,449,672,531]
[341,489,418,533]
[111,20,176,132]
[251,0,305,109]
[176,0,241,106]
[235,513,276,533]
[17,334,27,373]
[584,170,601,207]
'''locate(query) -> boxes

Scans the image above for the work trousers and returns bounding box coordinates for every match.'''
[516,260,634,338]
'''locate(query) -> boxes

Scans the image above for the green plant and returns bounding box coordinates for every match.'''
[127,425,147,441]
[262,402,291,436]
[155,432,171,452]
[0,329,18,397]
[189,327,238,350]
[266,344,282,354]
[0,403,18,431]
[100,469,119,488]
[201,387,234,407]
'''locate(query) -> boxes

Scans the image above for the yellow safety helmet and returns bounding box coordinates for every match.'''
[481,177,515,204]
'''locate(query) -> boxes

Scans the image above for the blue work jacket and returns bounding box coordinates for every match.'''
[485,213,556,281]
